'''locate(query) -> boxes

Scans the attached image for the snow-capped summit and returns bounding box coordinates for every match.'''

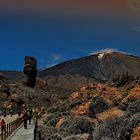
[95,49,116,60]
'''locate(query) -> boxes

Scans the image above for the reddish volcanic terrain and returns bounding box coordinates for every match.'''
[0,51,140,139]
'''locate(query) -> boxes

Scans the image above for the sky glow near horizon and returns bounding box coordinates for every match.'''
[0,0,140,70]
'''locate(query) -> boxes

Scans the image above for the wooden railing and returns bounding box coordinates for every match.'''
[0,117,23,140]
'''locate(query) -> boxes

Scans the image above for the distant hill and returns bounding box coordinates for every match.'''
[0,71,26,83]
[1,51,140,93]
[38,51,140,91]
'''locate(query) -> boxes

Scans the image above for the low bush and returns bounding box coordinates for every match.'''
[46,134,62,140]
[118,102,128,111]
[88,97,109,118]
[44,112,62,125]
[46,117,61,127]
[37,126,58,140]
[93,116,124,140]
[59,117,93,137]
[57,100,71,112]
[119,113,140,140]
[112,98,122,106]
[47,107,58,114]
[69,99,83,109]
[126,100,140,117]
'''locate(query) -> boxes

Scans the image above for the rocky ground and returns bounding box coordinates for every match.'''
[37,73,140,140]
[0,75,59,113]
[1,51,140,139]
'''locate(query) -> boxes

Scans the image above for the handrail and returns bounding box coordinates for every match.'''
[0,117,23,140]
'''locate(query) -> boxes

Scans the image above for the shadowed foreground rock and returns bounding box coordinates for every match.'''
[24,56,37,87]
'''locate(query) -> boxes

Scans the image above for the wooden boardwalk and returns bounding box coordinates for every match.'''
[9,123,35,140]
[0,115,23,140]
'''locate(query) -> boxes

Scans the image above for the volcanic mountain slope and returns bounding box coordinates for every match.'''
[38,51,140,91]
[1,51,140,95]
[37,74,140,140]
[0,71,26,83]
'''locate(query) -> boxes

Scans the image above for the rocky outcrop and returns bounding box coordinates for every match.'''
[0,75,24,110]
[39,79,140,140]
[1,51,140,96]
[0,75,10,95]
[24,56,37,87]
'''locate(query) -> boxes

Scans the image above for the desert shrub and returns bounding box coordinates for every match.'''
[59,117,93,137]
[112,98,122,106]
[93,116,124,140]
[47,107,58,113]
[122,91,129,97]
[44,126,57,135]
[88,89,97,94]
[64,135,87,140]
[57,100,71,112]
[46,117,61,127]
[118,102,128,111]
[37,126,58,140]
[126,100,140,117]
[46,134,62,140]
[69,99,83,109]
[112,72,135,87]
[119,113,140,140]
[127,84,135,91]
[44,112,62,125]
[57,99,84,113]
[64,133,94,140]
[88,97,109,118]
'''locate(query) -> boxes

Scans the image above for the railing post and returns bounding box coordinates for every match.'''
[34,117,38,140]
[15,120,17,129]
[12,122,14,133]
[8,123,11,136]
[34,123,37,140]
[3,125,6,140]
[6,124,9,137]
[1,127,3,140]
[14,121,16,131]
[39,131,41,140]
[8,124,10,137]
[10,122,12,135]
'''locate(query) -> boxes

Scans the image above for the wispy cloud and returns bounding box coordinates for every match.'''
[47,63,58,68]
[38,53,63,69]
[47,53,63,68]
[51,54,62,61]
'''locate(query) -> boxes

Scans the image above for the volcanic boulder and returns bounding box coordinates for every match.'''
[24,56,37,87]
[0,75,10,95]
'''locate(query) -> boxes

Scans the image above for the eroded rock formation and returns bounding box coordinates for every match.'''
[0,75,10,95]
[24,56,37,87]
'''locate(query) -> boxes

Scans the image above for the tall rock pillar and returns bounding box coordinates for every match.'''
[24,56,37,87]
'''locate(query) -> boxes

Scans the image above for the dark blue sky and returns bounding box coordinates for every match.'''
[0,5,140,70]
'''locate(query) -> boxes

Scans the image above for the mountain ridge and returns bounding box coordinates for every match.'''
[38,51,140,91]
[1,51,140,93]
